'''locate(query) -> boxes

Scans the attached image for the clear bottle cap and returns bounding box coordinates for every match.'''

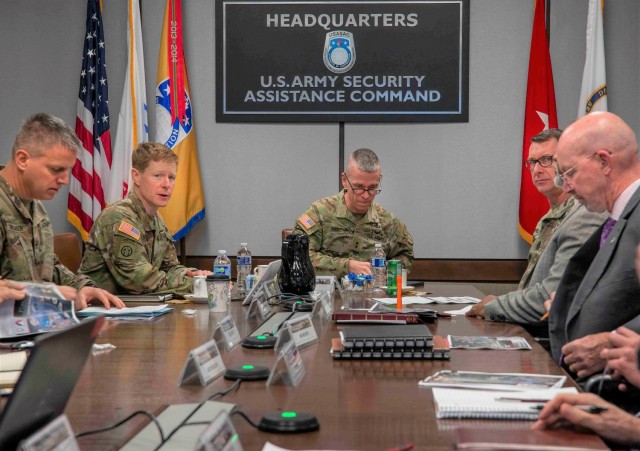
[240,243,247,246]
[219,250,227,254]
[375,243,382,248]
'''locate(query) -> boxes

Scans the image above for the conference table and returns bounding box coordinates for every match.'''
[66,283,607,450]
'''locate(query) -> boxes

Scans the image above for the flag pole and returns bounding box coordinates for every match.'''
[338,122,344,190]
[545,0,550,42]
[180,237,186,266]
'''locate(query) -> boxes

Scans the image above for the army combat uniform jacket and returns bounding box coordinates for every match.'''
[294,191,414,279]
[0,175,93,288]
[79,190,193,294]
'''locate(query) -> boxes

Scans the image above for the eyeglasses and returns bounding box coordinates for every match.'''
[553,152,598,189]
[343,173,382,195]
[524,155,554,169]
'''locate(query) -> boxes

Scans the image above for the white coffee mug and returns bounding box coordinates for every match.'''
[253,265,269,279]
[402,269,408,287]
[193,275,208,298]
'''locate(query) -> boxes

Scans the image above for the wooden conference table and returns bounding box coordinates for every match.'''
[66,283,606,450]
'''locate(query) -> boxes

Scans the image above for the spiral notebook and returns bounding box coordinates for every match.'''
[432,387,577,420]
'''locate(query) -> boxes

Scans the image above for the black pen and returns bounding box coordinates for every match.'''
[529,404,608,414]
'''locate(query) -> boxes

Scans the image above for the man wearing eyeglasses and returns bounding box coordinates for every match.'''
[293,148,413,279]
[547,112,640,380]
[467,129,605,328]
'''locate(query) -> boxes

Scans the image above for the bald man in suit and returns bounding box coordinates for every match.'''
[549,112,640,380]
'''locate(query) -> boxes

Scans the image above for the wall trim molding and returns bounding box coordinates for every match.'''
[185,256,527,283]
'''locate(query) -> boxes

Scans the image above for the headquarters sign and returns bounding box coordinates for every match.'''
[216,0,469,122]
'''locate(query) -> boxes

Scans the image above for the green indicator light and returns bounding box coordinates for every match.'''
[231,434,239,442]
[242,365,254,370]
[281,411,297,418]
[296,301,302,304]
[257,335,267,340]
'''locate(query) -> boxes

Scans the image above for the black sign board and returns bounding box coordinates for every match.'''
[216,0,469,122]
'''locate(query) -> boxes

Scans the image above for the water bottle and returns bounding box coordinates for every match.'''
[236,243,252,296]
[371,243,387,292]
[213,250,232,302]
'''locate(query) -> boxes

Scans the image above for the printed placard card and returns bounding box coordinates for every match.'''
[273,327,293,355]
[178,339,226,387]
[19,414,79,451]
[285,314,318,349]
[246,288,271,320]
[318,290,333,316]
[195,411,244,451]
[245,292,260,319]
[267,340,306,387]
[263,277,280,299]
[257,292,272,320]
[335,275,346,301]
[213,315,242,351]
[315,275,335,293]
[311,298,324,318]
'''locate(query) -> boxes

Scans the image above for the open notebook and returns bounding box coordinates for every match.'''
[433,387,578,420]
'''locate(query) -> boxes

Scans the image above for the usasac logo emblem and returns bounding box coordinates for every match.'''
[323,31,356,74]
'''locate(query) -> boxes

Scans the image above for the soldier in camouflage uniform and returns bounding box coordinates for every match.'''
[79,142,210,294]
[0,113,123,309]
[294,148,413,279]
[467,129,606,323]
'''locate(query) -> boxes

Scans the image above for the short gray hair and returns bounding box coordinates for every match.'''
[12,113,81,157]
[531,128,562,144]
[349,148,380,173]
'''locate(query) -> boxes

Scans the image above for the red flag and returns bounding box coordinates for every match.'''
[519,0,558,243]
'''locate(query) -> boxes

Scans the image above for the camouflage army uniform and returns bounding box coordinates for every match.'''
[79,190,193,294]
[0,174,94,288]
[518,196,576,290]
[293,191,414,279]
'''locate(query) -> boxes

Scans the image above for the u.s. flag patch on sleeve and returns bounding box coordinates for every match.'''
[117,221,141,240]
[297,214,316,229]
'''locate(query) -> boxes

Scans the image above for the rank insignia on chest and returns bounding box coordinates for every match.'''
[298,214,316,230]
[118,221,141,240]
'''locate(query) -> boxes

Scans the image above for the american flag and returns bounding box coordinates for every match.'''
[67,0,112,241]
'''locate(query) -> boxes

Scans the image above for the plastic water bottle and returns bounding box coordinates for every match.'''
[213,250,232,302]
[236,243,252,296]
[371,243,387,291]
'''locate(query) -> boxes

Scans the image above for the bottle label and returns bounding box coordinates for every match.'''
[370,257,386,268]
[237,256,252,266]
[214,265,231,276]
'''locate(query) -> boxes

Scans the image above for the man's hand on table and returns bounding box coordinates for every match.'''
[75,287,125,310]
[532,392,640,447]
[601,326,640,389]
[348,259,371,275]
[0,280,26,303]
[466,295,496,318]
[186,269,213,277]
[562,332,611,378]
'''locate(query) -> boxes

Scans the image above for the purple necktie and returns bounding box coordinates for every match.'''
[600,217,617,247]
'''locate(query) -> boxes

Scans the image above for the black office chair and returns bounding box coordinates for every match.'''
[584,372,640,414]
[584,372,613,394]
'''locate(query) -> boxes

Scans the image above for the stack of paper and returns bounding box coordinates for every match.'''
[432,387,577,420]
[77,305,173,318]
[419,370,566,391]
[448,336,532,350]
[374,296,480,305]
[0,351,27,390]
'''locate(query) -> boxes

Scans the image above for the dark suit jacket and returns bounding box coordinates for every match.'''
[549,186,640,361]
